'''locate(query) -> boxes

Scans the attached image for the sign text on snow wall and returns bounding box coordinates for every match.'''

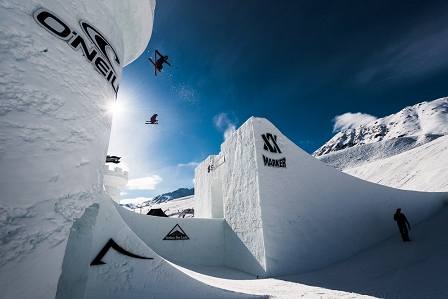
[261,133,286,168]
[163,224,190,240]
[207,155,225,172]
[33,8,120,96]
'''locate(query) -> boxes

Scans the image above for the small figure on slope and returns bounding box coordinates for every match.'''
[145,114,158,124]
[394,208,411,242]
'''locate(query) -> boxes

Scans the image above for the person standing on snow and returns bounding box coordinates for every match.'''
[394,208,411,242]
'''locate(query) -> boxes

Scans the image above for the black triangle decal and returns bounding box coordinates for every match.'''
[163,224,190,240]
[90,238,153,266]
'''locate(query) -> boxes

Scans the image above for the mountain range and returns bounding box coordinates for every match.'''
[313,97,448,171]
[121,187,194,210]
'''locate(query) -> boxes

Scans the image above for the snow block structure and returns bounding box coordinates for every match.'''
[194,117,448,277]
[103,165,129,203]
[0,0,155,298]
[82,194,265,299]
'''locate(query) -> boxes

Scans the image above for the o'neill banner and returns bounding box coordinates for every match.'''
[261,133,286,168]
[33,8,121,96]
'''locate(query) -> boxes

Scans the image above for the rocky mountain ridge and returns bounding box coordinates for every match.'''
[313,97,448,158]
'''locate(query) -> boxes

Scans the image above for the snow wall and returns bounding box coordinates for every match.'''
[83,194,266,299]
[0,1,155,298]
[117,202,266,276]
[195,117,448,277]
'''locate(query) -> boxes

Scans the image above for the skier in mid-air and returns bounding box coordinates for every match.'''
[155,50,170,70]
[146,114,158,124]
[149,50,171,75]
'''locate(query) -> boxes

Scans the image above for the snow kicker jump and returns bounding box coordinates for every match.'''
[193,117,447,277]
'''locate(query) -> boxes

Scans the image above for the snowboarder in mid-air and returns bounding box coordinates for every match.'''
[149,50,171,76]
[145,114,158,124]
[106,155,121,164]
[394,208,411,242]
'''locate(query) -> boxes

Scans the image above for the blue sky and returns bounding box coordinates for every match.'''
[109,0,448,201]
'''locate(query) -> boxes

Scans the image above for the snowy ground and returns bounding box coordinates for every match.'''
[128,195,448,298]
[169,204,448,299]
[343,135,448,192]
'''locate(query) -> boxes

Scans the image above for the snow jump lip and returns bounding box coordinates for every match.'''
[79,117,448,298]
[192,117,448,277]
[81,193,265,299]
[109,118,448,282]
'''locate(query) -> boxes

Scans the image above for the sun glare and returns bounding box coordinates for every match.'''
[108,101,122,116]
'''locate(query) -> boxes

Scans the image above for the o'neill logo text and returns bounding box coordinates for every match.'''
[261,133,286,168]
[34,8,120,96]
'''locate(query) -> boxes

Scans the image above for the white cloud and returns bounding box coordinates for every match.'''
[119,197,152,205]
[213,112,238,140]
[177,162,199,167]
[224,124,236,140]
[125,175,162,190]
[332,112,377,133]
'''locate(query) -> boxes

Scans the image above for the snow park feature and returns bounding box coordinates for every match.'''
[194,117,448,277]
[83,193,265,299]
[0,0,155,298]
[84,116,446,297]
[1,0,447,297]
[103,165,129,203]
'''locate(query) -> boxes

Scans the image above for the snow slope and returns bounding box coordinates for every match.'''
[343,135,448,192]
[138,191,448,298]
[83,194,265,299]
[316,134,441,171]
[313,97,448,167]
[130,112,448,298]
[193,117,446,277]
[176,205,448,299]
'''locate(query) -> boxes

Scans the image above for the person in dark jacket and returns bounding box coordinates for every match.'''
[149,114,158,124]
[155,50,171,70]
[394,208,411,242]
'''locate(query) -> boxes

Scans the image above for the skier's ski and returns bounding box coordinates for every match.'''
[148,57,160,76]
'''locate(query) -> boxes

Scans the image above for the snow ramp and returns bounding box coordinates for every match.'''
[57,193,267,299]
[194,117,448,277]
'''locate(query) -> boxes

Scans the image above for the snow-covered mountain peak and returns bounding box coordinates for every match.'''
[313,97,448,157]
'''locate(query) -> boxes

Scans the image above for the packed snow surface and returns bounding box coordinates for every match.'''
[140,194,448,298]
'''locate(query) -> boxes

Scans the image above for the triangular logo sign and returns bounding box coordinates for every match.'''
[163,224,190,240]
